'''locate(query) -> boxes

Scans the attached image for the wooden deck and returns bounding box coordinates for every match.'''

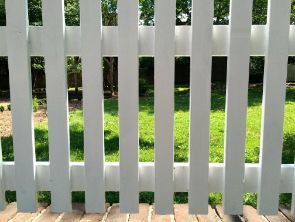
[0,203,294,222]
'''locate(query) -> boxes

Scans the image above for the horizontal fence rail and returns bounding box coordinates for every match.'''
[0,0,294,216]
[0,162,294,193]
[0,26,295,56]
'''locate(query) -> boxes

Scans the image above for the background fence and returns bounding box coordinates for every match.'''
[0,0,294,216]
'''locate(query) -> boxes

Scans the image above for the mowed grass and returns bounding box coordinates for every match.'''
[1,85,295,206]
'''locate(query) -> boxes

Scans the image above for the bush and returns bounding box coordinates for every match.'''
[32,97,40,112]
[0,105,4,112]
[139,78,150,96]
[7,104,11,111]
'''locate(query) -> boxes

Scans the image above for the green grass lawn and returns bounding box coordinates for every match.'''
[1,85,295,206]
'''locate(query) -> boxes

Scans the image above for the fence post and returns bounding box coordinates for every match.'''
[257,0,291,215]
[189,0,214,215]
[80,0,105,213]
[292,165,295,215]
[42,0,71,212]
[154,0,176,214]
[0,138,5,210]
[5,0,37,212]
[118,0,139,213]
[223,0,252,215]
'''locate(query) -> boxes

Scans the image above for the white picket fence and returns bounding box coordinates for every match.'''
[0,0,294,216]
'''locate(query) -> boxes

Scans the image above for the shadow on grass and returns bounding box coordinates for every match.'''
[1,128,157,162]
[282,133,295,164]
[131,85,294,114]
[1,86,294,163]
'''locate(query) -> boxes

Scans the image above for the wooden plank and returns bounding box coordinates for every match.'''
[223,0,253,215]
[33,206,61,222]
[0,202,17,222]
[59,203,84,222]
[1,162,294,193]
[215,205,243,222]
[0,138,5,210]
[151,205,174,222]
[279,206,295,221]
[257,0,291,215]
[80,0,105,213]
[292,166,295,215]
[105,204,128,222]
[11,203,47,222]
[174,204,196,222]
[117,0,139,213]
[41,0,71,212]
[188,0,214,215]
[80,213,105,222]
[196,205,221,222]
[5,0,36,212]
[265,212,291,222]
[242,206,266,222]
[79,204,109,222]
[154,0,176,215]
[1,25,295,57]
[128,204,150,222]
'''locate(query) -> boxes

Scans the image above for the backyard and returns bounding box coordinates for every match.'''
[0,84,294,207]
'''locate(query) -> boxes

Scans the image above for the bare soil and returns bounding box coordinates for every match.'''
[0,100,82,137]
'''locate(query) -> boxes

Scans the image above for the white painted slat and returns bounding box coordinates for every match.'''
[0,138,5,210]
[42,0,71,212]
[223,0,253,215]
[118,0,139,213]
[292,165,295,215]
[5,0,37,212]
[1,25,295,56]
[154,0,176,215]
[0,162,294,193]
[188,0,214,215]
[257,0,291,215]
[80,0,105,213]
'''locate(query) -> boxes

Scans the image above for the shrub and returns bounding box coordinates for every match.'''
[139,78,150,96]
[0,105,4,112]
[32,97,40,112]
[7,104,11,111]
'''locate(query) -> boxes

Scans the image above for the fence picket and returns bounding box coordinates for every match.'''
[42,0,71,212]
[118,0,139,213]
[5,0,37,212]
[188,0,214,215]
[154,0,176,215]
[257,0,291,215]
[0,139,5,210]
[292,166,295,215]
[223,0,253,215]
[80,0,105,213]
[1,0,295,215]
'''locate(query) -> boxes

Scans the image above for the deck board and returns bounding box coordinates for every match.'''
[32,206,61,222]
[11,203,47,222]
[174,204,197,222]
[242,205,267,222]
[0,203,17,222]
[280,206,295,222]
[215,205,243,222]
[59,203,85,222]
[129,203,150,222]
[151,205,174,222]
[105,204,129,222]
[265,212,291,222]
[196,205,221,222]
[0,203,293,221]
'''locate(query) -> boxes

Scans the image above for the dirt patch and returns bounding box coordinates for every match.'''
[0,100,82,138]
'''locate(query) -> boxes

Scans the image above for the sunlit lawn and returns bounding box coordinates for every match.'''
[1,85,295,206]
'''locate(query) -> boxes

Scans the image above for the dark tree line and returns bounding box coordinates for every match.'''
[0,0,294,95]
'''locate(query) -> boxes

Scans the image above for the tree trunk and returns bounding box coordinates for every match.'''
[74,72,78,95]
